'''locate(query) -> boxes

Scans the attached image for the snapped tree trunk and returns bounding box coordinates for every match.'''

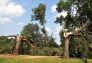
[13,35,21,55]
[64,37,69,59]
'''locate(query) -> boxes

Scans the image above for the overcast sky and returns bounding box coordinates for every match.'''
[0,0,67,45]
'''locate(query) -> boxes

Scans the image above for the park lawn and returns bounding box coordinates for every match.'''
[0,55,92,63]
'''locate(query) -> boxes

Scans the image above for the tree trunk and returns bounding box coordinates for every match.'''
[13,35,21,55]
[13,41,21,55]
[64,37,69,59]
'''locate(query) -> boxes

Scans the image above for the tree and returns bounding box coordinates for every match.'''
[32,3,49,46]
[55,0,92,59]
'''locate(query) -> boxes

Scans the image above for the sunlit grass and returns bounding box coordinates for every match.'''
[0,55,92,63]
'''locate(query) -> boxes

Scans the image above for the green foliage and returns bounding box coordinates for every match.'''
[21,23,44,53]
[59,31,65,47]
[69,35,77,57]
[32,3,46,26]
[47,37,59,48]
[29,47,63,56]
[21,23,57,47]
[0,37,15,54]
[19,42,30,55]
[0,37,9,52]
[21,23,41,43]
[56,0,92,30]
[56,0,73,12]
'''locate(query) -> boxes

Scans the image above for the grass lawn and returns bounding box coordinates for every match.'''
[0,55,92,63]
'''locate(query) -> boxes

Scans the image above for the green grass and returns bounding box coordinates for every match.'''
[0,56,92,63]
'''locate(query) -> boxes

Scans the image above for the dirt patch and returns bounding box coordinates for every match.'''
[0,54,18,58]
[0,54,60,59]
[19,56,60,59]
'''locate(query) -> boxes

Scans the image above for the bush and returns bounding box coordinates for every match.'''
[29,47,63,56]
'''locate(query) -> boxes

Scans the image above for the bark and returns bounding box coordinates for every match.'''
[64,37,69,59]
[13,35,21,55]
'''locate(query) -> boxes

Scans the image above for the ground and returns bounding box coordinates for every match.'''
[0,55,92,63]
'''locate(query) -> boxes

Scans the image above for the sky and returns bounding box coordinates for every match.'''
[0,0,67,45]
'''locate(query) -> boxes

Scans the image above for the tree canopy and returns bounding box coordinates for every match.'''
[32,3,46,26]
[56,0,92,31]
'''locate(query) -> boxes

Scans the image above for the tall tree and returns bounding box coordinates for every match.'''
[32,3,48,46]
[55,0,92,59]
